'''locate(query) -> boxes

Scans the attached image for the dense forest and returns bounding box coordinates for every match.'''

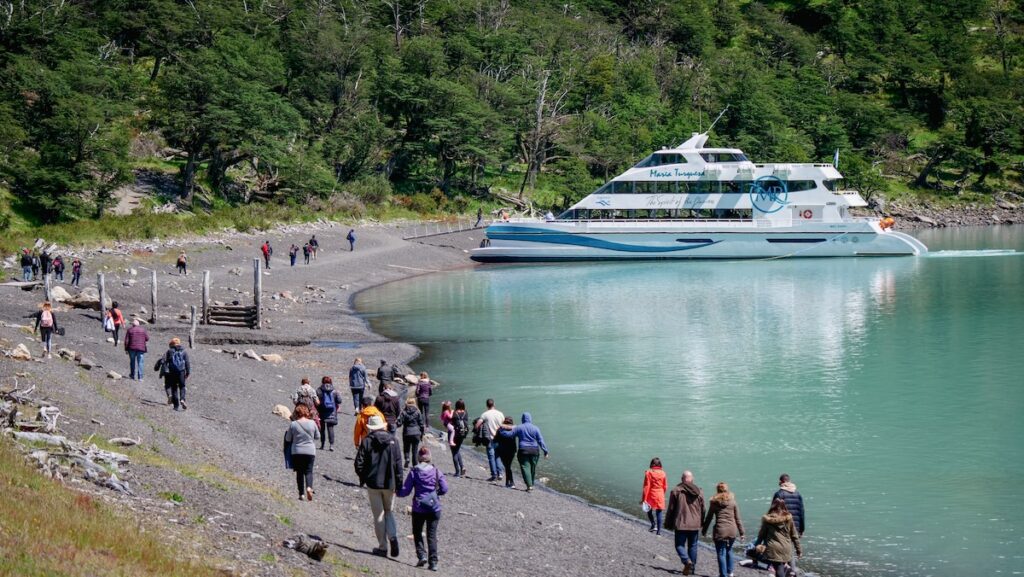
[0,0,1022,225]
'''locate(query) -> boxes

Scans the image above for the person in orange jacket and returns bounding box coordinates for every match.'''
[354,394,385,448]
[641,457,668,535]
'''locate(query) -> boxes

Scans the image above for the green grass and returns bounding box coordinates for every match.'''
[158,491,185,503]
[0,439,225,577]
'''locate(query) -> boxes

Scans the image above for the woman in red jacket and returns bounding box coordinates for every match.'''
[641,457,668,535]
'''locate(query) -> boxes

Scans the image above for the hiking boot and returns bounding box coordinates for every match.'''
[166,396,172,405]
[328,445,334,452]
[306,487,314,501]
[416,559,427,567]
[180,400,187,410]
[388,537,399,557]
[682,561,693,575]
[371,548,387,557]
[428,561,437,571]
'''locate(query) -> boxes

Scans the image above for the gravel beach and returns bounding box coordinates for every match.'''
[1,223,763,577]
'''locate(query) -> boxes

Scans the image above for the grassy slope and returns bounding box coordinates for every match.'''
[0,440,224,577]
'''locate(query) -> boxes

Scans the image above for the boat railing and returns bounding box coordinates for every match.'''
[401,217,488,240]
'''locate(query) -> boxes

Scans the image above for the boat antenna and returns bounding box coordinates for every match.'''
[705,105,729,134]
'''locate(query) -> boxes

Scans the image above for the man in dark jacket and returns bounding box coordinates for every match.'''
[123,319,149,382]
[158,337,190,411]
[349,357,368,412]
[376,359,395,394]
[354,415,404,558]
[20,250,33,281]
[665,471,706,576]
[773,473,806,572]
[375,384,402,433]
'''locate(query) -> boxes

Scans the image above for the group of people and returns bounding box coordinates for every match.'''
[641,461,806,577]
[19,248,81,286]
[280,358,552,571]
[261,230,358,270]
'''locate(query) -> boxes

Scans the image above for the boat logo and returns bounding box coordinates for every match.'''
[595,198,611,207]
[748,176,789,214]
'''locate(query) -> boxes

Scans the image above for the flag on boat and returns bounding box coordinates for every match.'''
[833,149,840,169]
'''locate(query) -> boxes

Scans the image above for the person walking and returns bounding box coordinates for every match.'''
[70,258,82,287]
[397,397,425,468]
[703,482,745,577]
[479,399,505,481]
[513,412,549,492]
[346,229,356,251]
[349,357,368,412]
[641,457,668,535]
[284,403,321,501]
[354,415,403,558]
[289,244,299,266]
[772,474,805,573]
[316,376,342,451]
[105,301,125,346]
[375,384,402,433]
[261,240,273,269]
[354,395,385,449]
[397,446,448,570]
[39,250,52,277]
[292,378,320,429]
[303,242,311,265]
[496,417,518,488]
[309,235,319,259]
[31,252,40,279]
[665,471,706,576]
[176,252,188,275]
[415,371,433,427]
[448,399,470,477]
[755,498,802,577]
[27,301,59,358]
[20,249,33,281]
[52,256,65,281]
[157,338,190,411]
[376,359,395,394]
[124,319,149,382]
[475,207,483,228]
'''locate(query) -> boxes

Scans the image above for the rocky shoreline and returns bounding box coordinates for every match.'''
[866,195,1024,228]
[0,222,766,577]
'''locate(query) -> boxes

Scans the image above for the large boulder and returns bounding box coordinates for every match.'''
[66,286,111,310]
[10,344,32,360]
[261,353,284,363]
[48,286,73,302]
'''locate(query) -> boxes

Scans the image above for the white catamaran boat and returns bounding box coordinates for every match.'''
[471,131,928,262]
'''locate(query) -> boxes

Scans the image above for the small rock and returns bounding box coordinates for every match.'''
[997,199,1016,210]
[228,267,242,276]
[57,348,75,359]
[10,344,32,360]
[107,371,122,380]
[243,349,262,361]
[48,286,73,302]
[122,279,136,287]
[129,268,137,276]
[515,511,525,520]
[261,354,284,363]
[78,358,97,369]
[106,337,115,343]
[139,307,148,315]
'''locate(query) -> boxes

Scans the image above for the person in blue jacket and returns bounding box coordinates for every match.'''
[513,412,549,492]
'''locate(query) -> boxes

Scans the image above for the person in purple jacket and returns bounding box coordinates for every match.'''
[514,412,550,492]
[397,446,449,571]
[124,319,149,381]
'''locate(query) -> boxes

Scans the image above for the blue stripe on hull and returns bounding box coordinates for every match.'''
[486,232,719,253]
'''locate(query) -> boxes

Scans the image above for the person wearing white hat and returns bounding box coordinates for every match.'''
[354,414,404,558]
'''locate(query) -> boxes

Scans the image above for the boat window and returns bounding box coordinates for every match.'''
[786,180,817,191]
[634,181,651,194]
[636,153,686,167]
[823,179,842,191]
[700,152,745,163]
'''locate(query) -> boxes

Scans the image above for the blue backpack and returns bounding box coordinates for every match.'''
[169,349,187,374]
[321,390,336,413]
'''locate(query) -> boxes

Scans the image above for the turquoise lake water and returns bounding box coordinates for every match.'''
[355,226,1024,577]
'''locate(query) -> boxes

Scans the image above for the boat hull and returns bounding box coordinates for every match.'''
[470,222,926,262]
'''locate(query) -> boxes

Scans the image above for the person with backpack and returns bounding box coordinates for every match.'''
[349,357,368,412]
[448,399,470,477]
[397,397,425,469]
[285,403,321,501]
[376,359,395,394]
[397,446,449,570]
[70,258,82,286]
[156,338,190,411]
[105,301,125,346]
[354,395,384,449]
[302,243,311,265]
[20,249,33,281]
[289,244,299,267]
[309,235,319,259]
[292,378,320,429]
[124,319,149,381]
[39,250,52,277]
[31,252,40,279]
[27,301,59,358]
[316,376,342,451]
[415,372,434,428]
[354,415,403,558]
[176,252,188,275]
[52,256,65,281]
[496,417,518,489]
[346,229,356,251]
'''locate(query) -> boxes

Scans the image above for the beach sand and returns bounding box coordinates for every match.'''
[0,223,763,577]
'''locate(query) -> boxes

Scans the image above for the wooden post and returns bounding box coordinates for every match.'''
[150,269,157,324]
[97,273,106,326]
[201,270,210,325]
[43,273,51,302]
[189,305,197,349]
[253,258,262,330]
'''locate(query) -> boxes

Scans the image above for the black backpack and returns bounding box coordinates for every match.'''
[453,412,470,439]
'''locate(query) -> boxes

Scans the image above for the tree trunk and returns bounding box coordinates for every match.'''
[149,55,163,82]
[519,70,550,200]
[914,146,950,188]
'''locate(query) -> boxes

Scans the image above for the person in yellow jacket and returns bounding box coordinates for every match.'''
[354,395,385,447]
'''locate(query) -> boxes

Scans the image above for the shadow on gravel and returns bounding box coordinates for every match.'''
[322,473,360,488]
[635,562,680,575]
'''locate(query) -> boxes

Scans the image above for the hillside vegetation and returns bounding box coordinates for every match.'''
[0,0,1022,229]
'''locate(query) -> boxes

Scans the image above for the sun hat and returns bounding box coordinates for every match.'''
[366,415,387,431]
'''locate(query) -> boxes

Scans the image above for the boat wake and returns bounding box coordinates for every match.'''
[924,249,1020,258]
